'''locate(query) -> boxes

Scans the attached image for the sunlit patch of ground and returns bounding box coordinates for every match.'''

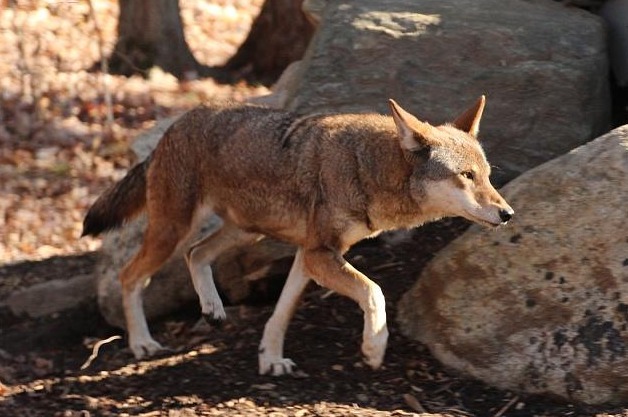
[0,0,267,263]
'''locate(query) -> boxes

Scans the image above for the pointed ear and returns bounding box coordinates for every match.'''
[452,95,486,138]
[388,99,436,151]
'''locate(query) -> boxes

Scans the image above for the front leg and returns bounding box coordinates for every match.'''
[302,248,389,369]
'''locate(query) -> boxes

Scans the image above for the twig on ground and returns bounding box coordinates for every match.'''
[493,395,519,417]
[403,393,427,413]
[320,289,336,299]
[443,407,473,416]
[80,335,122,370]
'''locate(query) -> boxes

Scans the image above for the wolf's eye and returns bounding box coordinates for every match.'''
[461,171,475,181]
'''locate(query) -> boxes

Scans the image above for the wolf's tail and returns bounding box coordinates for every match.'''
[81,156,152,237]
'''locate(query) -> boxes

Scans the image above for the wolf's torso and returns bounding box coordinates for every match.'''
[147,103,427,250]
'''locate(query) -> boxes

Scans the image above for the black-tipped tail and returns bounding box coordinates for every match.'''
[82,157,151,237]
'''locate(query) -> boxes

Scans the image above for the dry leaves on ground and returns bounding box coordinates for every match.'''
[0,0,268,264]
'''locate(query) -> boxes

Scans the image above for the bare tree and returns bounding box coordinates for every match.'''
[103,0,314,84]
[221,0,315,84]
[107,0,218,80]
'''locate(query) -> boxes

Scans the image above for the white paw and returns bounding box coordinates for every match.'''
[259,351,297,376]
[361,326,389,369]
[129,338,167,359]
[200,298,226,322]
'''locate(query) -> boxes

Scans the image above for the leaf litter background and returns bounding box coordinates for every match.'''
[0,1,627,417]
[0,0,267,264]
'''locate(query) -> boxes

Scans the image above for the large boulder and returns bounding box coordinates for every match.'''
[284,0,610,184]
[398,126,628,404]
[96,117,295,328]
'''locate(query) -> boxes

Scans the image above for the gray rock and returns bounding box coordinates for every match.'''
[398,126,628,404]
[2,273,95,318]
[285,0,610,184]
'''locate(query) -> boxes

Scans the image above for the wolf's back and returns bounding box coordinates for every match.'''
[82,157,151,237]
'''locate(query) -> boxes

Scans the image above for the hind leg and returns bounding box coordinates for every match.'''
[185,222,262,323]
[121,222,186,359]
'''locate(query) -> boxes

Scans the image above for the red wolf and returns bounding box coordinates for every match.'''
[83,97,513,375]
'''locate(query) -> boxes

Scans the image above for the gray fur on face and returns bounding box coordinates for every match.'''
[424,148,459,180]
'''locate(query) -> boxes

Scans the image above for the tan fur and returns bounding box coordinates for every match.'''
[83,98,513,373]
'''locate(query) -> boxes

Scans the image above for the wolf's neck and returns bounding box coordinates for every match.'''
[355,133,428,231]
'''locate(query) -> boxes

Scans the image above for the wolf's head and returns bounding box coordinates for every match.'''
[389,97,514,227]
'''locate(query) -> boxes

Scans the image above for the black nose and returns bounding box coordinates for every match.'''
[499,208,514,223]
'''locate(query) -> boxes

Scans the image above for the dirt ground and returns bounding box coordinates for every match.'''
[1,1,627,416]
[1,221,627,417]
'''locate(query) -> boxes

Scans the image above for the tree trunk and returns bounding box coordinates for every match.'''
[108,0,205,80]
[222,0,315,85]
